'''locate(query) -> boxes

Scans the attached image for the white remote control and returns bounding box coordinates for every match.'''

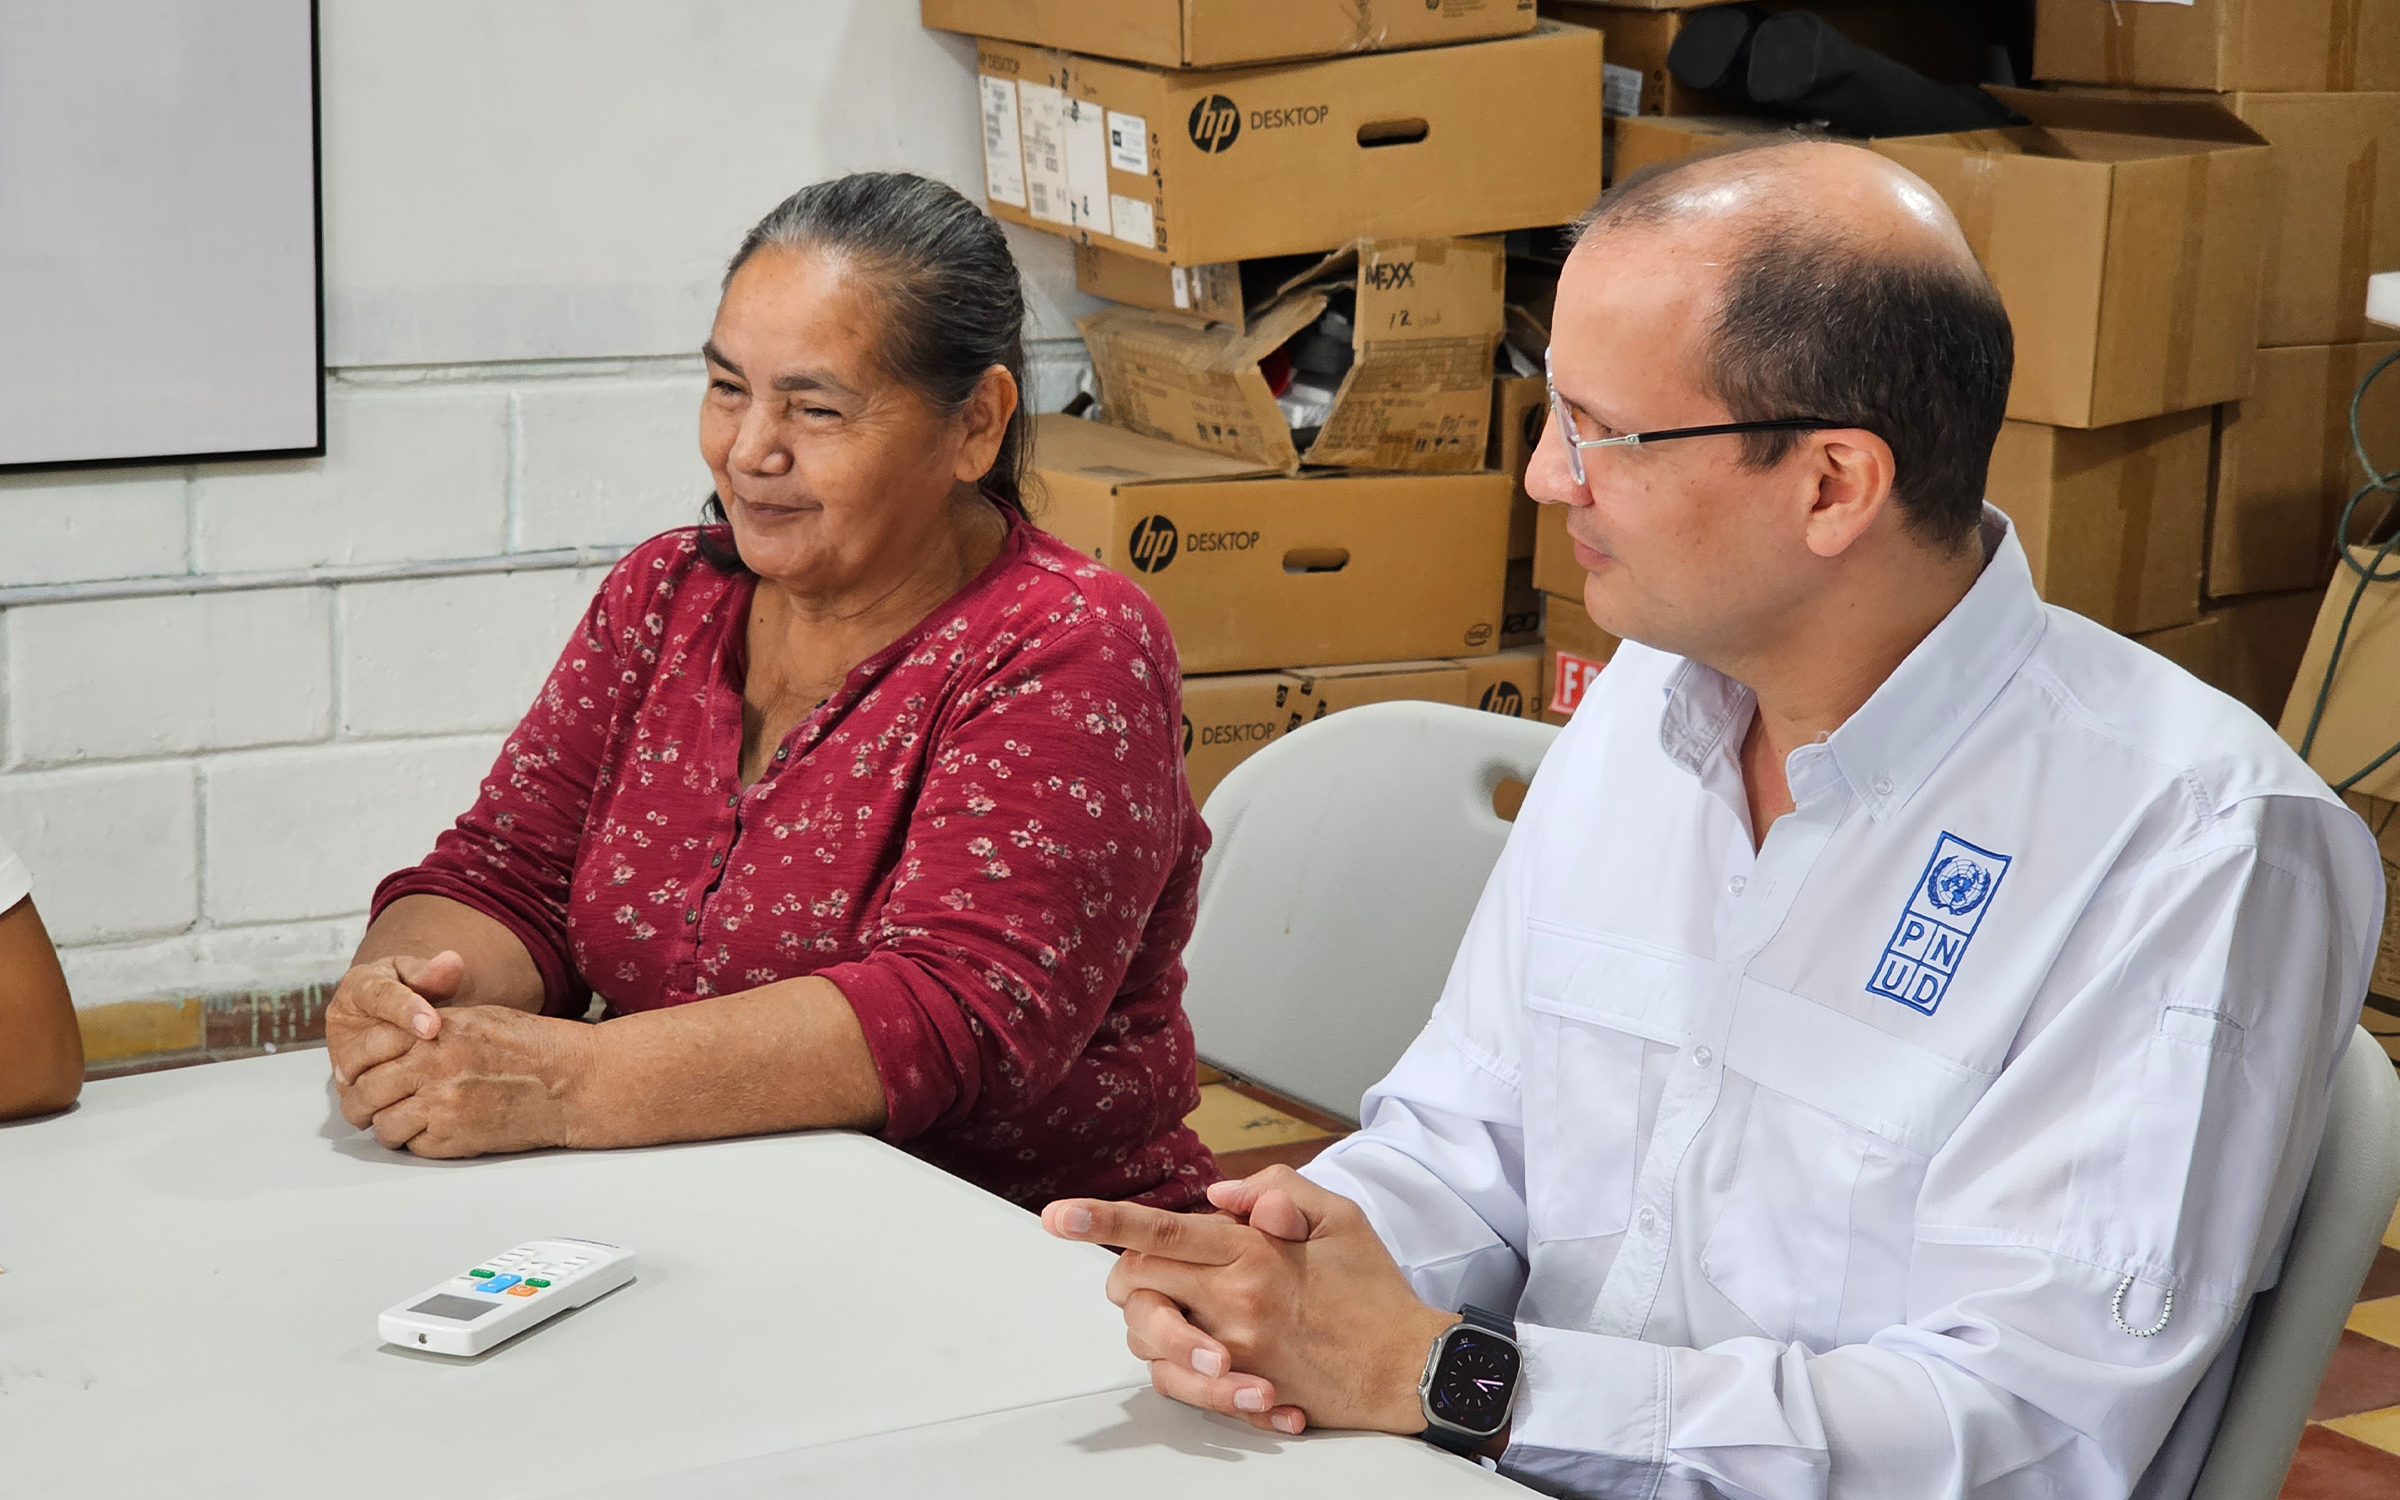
[378,1237,636,1356]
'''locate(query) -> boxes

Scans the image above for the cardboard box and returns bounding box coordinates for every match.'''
[2210,342,2400,600]
[973,22,1602,266]
[2279,549,2400,803]
[1541,590,1619,723]
[1073,243,1258,330]
[1182,671,1311,810]
[1180,649,1543,806]
[2134,588,2323,723]
[1532,499,1580,598]
[1541,2,1734,121]
[1032,414,1511,673]
[1462,646,1544,719]
[1493,373,1548,558]
[2061,89,2400,349]
[2341,791,2400,1001]
[1080,237,1505,473]
[1872,89,2271,430]
[2033,0,2400,95]
[1986,410,2211,633]
[1612,114,1808,182]
[926,0,1537,70]
[1502,558,1546,647]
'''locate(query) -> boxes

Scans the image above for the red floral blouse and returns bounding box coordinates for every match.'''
[374,518,1217,1210]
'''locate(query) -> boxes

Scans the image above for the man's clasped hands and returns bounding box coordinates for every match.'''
[1039,1170,1471,1444]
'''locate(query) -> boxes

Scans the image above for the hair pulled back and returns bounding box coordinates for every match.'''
[698,172,1032,571]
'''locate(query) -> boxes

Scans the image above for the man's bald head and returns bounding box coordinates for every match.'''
[1563,139,2013,548]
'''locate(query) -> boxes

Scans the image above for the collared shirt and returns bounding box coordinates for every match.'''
[1305,510,2385,1500]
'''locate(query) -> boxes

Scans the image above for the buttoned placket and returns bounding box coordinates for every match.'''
[1584,738,1852,1339]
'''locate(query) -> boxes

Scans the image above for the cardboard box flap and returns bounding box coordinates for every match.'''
[1081,297,1329,374]
[1984,86,2271,152]
[1031,412,1277,486]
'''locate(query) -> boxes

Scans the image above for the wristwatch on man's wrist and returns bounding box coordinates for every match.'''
[1416,1303,1521,1456]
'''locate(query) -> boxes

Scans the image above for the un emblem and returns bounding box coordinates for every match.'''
[1925,855,1993,916]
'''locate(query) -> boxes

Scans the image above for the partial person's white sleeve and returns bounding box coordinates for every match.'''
[0,832,30,915]
[1297,721,1561,1316]
[1499,797,2383,1500]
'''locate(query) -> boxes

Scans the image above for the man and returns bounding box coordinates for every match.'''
[1044,141,2387,1498]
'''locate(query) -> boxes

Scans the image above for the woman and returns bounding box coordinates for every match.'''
[0,831,82,1119]
[326,174,1215,1210]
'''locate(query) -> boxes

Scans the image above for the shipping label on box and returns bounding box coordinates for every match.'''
[1033,414,1512,674]
[1082,236,1506,473]
[973,23,1600,267]
[1873,89,2271,430]
[1987,408,2210,632]
[2210,342,2400,600]
[929,0,1536,71]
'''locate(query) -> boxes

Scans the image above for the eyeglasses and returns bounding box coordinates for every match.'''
[1544,347,1852,488]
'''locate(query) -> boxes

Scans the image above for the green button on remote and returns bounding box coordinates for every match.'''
[468,1269,494,1278]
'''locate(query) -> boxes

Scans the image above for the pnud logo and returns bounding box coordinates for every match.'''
[1188,95,1240,153]
[1479,682,1526,718]
[1128,514,1180,573]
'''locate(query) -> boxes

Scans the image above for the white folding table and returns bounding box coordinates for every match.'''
[0,1050,1523,1497]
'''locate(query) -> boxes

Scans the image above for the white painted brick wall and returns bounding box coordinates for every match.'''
[0,468,189,587]
[202,735,504,926]
[3,589,332,768]
[339,566,609,737]
[513,372,710,551]
[0,762,198,945]
[58,916,367,1009]
[192,382,508,572]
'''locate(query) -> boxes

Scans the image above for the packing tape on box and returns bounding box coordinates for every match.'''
[2331,0,2364,90]
[2159,154,2212,417]
[2102,3,2139,84]
[2115,448,2161,629]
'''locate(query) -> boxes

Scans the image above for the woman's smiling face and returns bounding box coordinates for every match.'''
[698,246,979,593]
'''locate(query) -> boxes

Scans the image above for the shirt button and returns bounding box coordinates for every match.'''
[684,909,698,924]
[726,793,738,807]
[1636,1205,1659,1233]
[1693,1045,1712,1067]
[1872,773,1895,797]
[1727,876,1747,897]
[775,747,788,761]
[710,853,723,868]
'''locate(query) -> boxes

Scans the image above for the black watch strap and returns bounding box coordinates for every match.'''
[1419,1304,1519,1457]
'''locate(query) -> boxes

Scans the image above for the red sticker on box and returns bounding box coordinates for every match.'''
[1549,651,1607,716]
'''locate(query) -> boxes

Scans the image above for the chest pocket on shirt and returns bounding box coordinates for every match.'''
[1703,979,1994,1350]
[1522,925,1704,1244]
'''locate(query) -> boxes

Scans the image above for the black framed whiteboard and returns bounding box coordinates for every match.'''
[0,0,323,472]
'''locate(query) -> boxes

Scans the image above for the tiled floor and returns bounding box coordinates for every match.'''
[1182,1056,2400,1500]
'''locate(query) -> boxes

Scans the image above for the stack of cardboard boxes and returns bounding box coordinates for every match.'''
[925,0,1605,799]
[2031,2,2400,735]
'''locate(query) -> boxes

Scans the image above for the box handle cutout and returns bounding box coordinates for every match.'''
[1357,118,1429,148]
[1282,547,1351,574]
[1492,778,1529,823]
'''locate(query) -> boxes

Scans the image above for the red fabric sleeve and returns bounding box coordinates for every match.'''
[371,552,648,1017]
[816,615,1189,1144]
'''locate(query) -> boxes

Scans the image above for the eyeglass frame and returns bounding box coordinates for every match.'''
[1544,347,1856,488]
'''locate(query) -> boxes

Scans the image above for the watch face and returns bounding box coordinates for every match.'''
[1429,1326,1519,1433]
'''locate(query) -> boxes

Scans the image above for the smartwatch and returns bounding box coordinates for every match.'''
[1416,1304,1521,1457]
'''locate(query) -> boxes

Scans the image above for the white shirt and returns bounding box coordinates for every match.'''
[1304,511,2385,1500]
[0,832,29,915]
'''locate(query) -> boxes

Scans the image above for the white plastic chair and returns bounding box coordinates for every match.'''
[1182,699,1558,1123]
[2191,1025,2400,1500]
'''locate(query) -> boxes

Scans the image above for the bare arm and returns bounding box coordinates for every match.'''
[0,896,82,1120]
[352,894,547,1013]
[337,971,887,1156]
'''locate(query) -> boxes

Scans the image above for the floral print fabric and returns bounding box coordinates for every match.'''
[374,519,1216,1210]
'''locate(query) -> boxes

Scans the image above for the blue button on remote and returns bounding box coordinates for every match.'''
[476,1274,521,1294]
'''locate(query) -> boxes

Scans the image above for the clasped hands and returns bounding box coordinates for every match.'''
[1042,1166,1460,1440]
[326,951,591,1158]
